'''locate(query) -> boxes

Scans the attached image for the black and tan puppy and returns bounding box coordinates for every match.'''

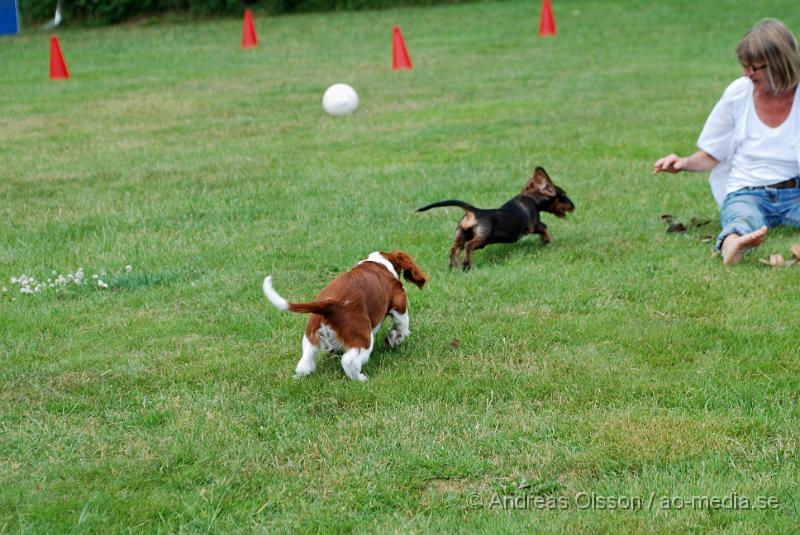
[417,167,574,270]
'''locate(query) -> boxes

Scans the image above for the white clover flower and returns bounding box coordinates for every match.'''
[4,267,125,295]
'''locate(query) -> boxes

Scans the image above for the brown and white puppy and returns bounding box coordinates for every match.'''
[263,250,428,381]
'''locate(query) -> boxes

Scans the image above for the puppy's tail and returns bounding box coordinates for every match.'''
[262,276,337,315]
[417,199,478,213]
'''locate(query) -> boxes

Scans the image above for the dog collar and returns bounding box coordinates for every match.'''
[358,252,400,280]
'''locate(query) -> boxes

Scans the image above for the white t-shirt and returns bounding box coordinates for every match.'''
[697,77,800,206]
[727,101,799,192]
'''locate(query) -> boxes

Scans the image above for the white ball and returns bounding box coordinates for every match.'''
[322,83,359,116]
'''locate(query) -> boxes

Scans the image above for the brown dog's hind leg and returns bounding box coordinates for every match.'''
[449,228,467,269]
[339,323,374,382]
[462,235,487,271]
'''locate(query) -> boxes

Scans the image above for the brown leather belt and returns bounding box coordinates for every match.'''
[768,177,800,189]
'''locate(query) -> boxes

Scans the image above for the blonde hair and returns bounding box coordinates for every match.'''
[736,18,800,94]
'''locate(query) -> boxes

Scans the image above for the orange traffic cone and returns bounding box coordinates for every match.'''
[392,26,412,70]
[242,9,258,48]
[539,0,556,36]
[49,36,69,79]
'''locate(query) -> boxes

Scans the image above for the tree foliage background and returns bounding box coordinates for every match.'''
[20,0,469,24]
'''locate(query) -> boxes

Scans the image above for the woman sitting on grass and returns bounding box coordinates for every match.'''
[654,18,800,265]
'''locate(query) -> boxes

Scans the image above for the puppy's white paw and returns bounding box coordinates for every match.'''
[357,373,368,382]
[385,330,404,348]
[294,364,314,378]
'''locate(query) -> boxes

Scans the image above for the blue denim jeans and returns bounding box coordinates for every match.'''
[716,185,800,251]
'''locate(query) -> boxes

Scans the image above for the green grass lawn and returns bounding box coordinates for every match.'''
[2,0,799,532]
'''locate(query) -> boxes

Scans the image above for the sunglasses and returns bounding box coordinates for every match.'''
[742,63,767,73]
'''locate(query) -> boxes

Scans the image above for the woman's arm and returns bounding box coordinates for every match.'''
[653,150,719,174]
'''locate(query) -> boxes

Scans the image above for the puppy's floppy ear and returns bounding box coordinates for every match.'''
[522,166,556,198]
[382,250,429,289]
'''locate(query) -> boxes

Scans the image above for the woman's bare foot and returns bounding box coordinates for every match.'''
[720,226,768,265]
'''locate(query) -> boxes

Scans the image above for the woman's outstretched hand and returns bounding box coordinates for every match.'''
[653,154,685,174]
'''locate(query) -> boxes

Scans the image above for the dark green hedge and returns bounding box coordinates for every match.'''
[21,0,465,24]
[22,1,253,24]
